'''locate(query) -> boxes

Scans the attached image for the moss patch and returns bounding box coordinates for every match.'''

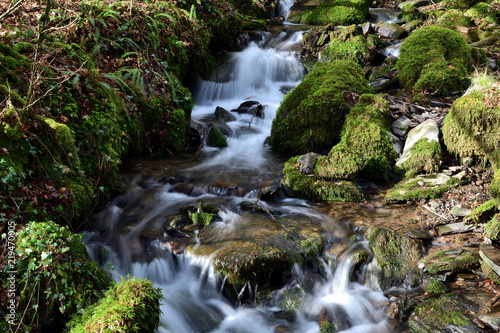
[281,156,363,202]
[385,174,462,203]
[424,278,447,294]
[288,0,371,26]
[423,248,479,274]
[207,125,228,148]
[397,25,472,95]
[409,296,470,332]
[485,213,500,241]
[464,199,499,224]
[396,138,442,179]
[67,278,162,333]
[314,94,397,182]
[269,60,372,154]
[319,35,374,66]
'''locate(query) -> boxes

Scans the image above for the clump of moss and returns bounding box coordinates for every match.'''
[436,9,473,29]
[207,125,228,148]
[281,156,363,202]
[365,227,422,290]
[397,25,473,95]
[491,171,500,201]
[67,277,162,333]
[269,60,372,154]
[423,248,479,274]
[396,138,442,179]
[319,35,374,66]
[189,212,215,226]
[485,213,500,241]
[401,4,427,23]
[424,278,447,294]
[16,221,111,330]
[314,94,397,182]
[288,0,371,26]
[464,199,499,224]
[465,2,499,25]
[409,296,470,332]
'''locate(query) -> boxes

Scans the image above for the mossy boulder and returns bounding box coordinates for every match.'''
[485,213,500,241]
[288,0,371,26]
[424,278,447,294]
[397,25,473,95]
[401,3,428,23]
[314,94,397,182]
[207,125,228,148]
[443,85,500,170]
[436,9,473,30]
[385,173,462,203]
[269,60,372,154]
[319,35,375,66]
[465,2,499,25]
[408,296,472,333]
[15,221,111,330]
[281,156,363,202]
[464,199,499,224]
[67,277,162,333]
[365,227,422,290]
[422,248,479,274]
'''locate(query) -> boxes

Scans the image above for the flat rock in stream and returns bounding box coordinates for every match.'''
[422,248,479,274]
[438,222,479,235]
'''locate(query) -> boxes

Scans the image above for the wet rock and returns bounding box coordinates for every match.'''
[207,125,228,148]
[479,315,500,331]
[259,183,287,202]
[450,206,472,217]
[422,248,479,274]
[297,152,320,175]
[398,0,431,9]
[479,244,500,284]
[392,115,411,139]
[232,100,264,118]
[215,106,236,122]
[403,227,433,240]
[238,201,282,216]
[408,296,479,333]
[438,222,478,235]
[389,132,404,155]
[385,173,461,203]
[365,227,422,290]
[375,22,407,39]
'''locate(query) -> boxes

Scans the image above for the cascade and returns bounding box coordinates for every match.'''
[84,17,392,333]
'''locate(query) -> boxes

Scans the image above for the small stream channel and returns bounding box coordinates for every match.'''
[83,5,409,333]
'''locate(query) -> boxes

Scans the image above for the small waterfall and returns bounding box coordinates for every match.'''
[276,0,295,20]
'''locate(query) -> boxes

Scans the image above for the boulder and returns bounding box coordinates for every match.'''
[215,106,236,122]
[391,115,411,139]
[207,125,228,148]
[375,22,407,39]
[319,35,376,66]
[288,0,372,26]
[269,60,372,154]
[422,248,479,274]
[314,94,397,182]
[397,25,473,95]
[395,119,442,178]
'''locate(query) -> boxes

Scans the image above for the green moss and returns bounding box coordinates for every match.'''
[366,227,422,289]
[397,25,472,95]
[443,89,500,168]
[409,296,470,332]
[491,171,500,201]
[189,212,214,226]
[16,221,111,329]
[13,42,33,54]
[440,0,482,10]
[281,156,363,202]
[485,213,500,241]
[436,9,473,29]
[464,199,499,224]
[314,94,397,181]
[207,125,228,148]
[423,249,479,274]
[465,2,499,25]
[481,260,500,284]
[319,35,373,66]
[385,175,462,203]
[288,0,371,26]
[401,4,427,23]
[67,277,162,333]
[396,138,442,179]
[424,279,447,294]
[269,60,372,154]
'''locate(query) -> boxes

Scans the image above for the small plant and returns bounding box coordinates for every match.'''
[15,221,111,329]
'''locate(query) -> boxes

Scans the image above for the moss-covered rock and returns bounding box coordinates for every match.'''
[464,199,499,224]
[207,124,228,148]
[314,94,397,182]
[436,9,473,30]
[15,221,111,330]
[319,35,375,66]
[442,85,500,169]
[396,138,442,179]
[269,60,372,154]
[67,277,162,333]
[401,3,428,23]
[485,213,500,241]
[465,2,499,25]
[365,227,422,290]
[288,0,371,26]
[424,278,447,294]
[385,173,462,203]
[408,296,471,332]
[397,25,473,95]
[422,248,479,274]
[281,156,363,202]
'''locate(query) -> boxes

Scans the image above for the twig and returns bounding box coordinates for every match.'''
[415,201,449,220]
[0,0,24,22]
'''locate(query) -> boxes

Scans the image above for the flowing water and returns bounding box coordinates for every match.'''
[83,13,399,333]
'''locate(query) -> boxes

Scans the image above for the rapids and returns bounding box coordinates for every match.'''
[83,10,401,333]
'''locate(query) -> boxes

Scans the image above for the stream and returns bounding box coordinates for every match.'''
[82,5,406,333]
